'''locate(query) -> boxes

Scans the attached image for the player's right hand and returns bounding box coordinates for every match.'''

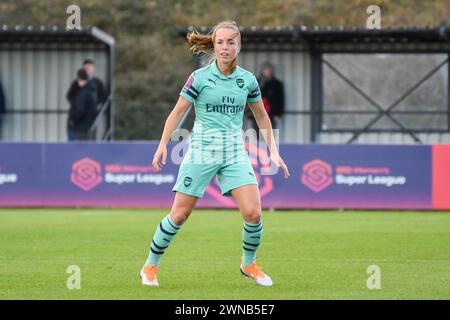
[152,144,167,172]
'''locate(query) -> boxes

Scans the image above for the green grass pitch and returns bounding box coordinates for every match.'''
[0,208,449,299]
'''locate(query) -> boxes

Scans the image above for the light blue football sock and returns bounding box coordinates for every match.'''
[242,220,263,266]
[145,215,181,267]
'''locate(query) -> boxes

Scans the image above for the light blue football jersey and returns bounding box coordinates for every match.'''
[179,60,262,155]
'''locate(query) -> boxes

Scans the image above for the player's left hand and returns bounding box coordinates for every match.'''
[271,153,290,179]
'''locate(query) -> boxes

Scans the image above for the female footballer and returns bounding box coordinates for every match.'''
[141,21,290,287]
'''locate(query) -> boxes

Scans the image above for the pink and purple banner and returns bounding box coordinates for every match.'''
[0,142,449,210]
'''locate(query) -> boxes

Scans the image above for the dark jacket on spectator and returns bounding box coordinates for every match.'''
[258,76,285,118]
[0,80,5,116]
[66,76,107,106]
[68,82,98,133]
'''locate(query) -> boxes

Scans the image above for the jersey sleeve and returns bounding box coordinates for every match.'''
[180,72,201,104]
[247,75,262,103]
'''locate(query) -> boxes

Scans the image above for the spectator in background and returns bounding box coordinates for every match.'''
[0,80,5,140]
[66,59,107,140]
[67,59,107,105]
[67,69,98,140]
[82,59,107,104]
[248,62,285,130]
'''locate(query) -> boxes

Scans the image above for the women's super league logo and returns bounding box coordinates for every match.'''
[71,157,103,191]
[182,74,194,92]
[301,159,333,192]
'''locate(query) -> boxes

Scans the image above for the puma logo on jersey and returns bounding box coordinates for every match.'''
[208,78,217,85]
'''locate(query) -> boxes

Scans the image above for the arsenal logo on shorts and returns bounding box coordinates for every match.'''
[236,78,244,88]
[183,176,192,188]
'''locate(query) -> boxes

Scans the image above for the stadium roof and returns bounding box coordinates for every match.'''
[175,23,450,52]
[0,25,114,48]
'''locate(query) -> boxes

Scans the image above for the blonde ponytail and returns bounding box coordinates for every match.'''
[186,30,214,55]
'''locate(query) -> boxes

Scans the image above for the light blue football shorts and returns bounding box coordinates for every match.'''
[172,152,258,198]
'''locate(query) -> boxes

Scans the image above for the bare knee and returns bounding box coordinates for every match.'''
[242,206,261,224]
[170,207,192,225]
